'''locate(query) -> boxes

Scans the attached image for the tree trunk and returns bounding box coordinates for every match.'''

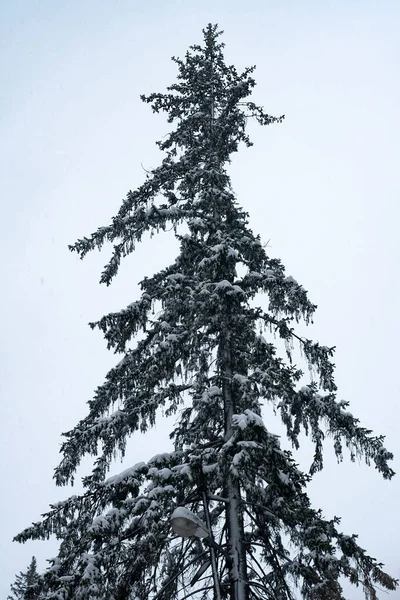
[221,330,249,600]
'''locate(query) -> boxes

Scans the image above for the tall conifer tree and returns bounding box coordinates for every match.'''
[16,25,396,600]
[8,556,42,600]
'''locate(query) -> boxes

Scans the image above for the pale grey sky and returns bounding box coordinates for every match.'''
[1,1,399,598]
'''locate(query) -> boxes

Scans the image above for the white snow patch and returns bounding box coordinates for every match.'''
[105,462,146,486]
[232,409,265,430]
[278,470,291,485]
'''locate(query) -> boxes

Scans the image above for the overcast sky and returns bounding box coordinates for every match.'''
[1,1,399,598]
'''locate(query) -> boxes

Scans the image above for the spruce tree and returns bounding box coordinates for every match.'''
[8,556,42,600]
[15,24,397,600]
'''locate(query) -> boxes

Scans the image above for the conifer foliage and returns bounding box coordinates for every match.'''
[16,25,397,600]
[8,556,42,600]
